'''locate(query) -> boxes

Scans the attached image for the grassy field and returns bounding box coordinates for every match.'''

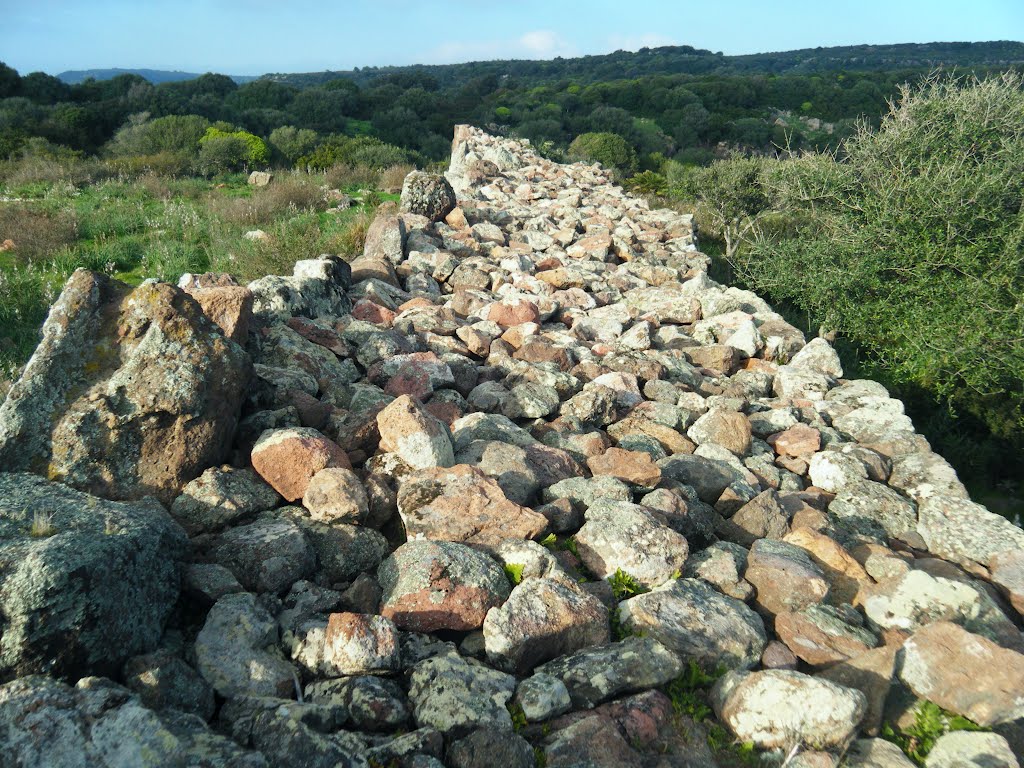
[0,158,404,389]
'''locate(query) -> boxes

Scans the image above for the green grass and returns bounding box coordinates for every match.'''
[0,169,383,388]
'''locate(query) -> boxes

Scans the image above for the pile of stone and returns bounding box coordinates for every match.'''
[0,125,1022,768]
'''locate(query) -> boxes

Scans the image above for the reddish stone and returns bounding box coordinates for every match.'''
[251,427,351,502]
[768,423,822,458]
[587,448,661,487]
[351,299,396,325]
[686,345,740,375]
[486,296,540,328]
[286,317,348,356]
[514,338,574,371]
[182,285,253,345]
[397,464,548,549]
[398,296,436,312]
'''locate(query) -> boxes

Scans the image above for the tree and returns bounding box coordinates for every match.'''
[667,155,777,263]
[269,125,318,165]
[567,131,637,176]
[742,73,1024,441]
[107,113,210,157]
[198,126,268,171]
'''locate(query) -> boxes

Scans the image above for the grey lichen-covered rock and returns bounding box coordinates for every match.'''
[534,636,683,708]
[514,673,573,722]
[401,171,457,223]
[0,271,251,504]
[407,653,517,736]
[211,517,316,595]
[171,466,281,535]
[305,675,410,732]
[288,612,400,677]
[194,592,297,700]
[925,731,1020,768]
[220,695,367,768]
[575,499,689,588]
[844,738,917,767]
[247,257,352,323]
[710,668,866,749]
[617,578,767,671]
[284,511,390,584]
[916,494,1024,569]
[0,473,187,682]
[483,577,610,674]
[0,675,267,768]
[828,479,917,541]
[122,650,216,721]
[379,540,511,632]
[861,569,1020,648]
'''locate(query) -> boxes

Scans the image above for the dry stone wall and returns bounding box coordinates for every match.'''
[0,125,1022,767]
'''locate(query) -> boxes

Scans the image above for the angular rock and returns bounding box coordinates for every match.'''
[376,395,455,469]
[0,675,265,767]
[302,467,368,524]
[775,605,877,666]
[586,447,661,487]
[408,653,517,736]
[248,257,352,322]
[514,673,573,722]
[290,612,400,676]
[397,464,548,548]
[401,171,457,222]
[710,668,866,749]
[194,592,297,699]
[0,473,186,682]
[534,636,683,708]
[917,494,1024,569]
[575,499,689,588]
[745,538,830,621]
[844,738,917,767]
[251,427,350,502]
[212,517,315,595]
[687,409,752,457]
[122,650,216,721]
[379,540,510,632]
[926,731,1020,768]
[0,272,250,503]
[483,577,610,674]
[618,578,767,670]
[897,621,1024,726]
[171,466,280,534]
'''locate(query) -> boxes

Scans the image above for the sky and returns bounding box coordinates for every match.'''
[1,0,1022,76]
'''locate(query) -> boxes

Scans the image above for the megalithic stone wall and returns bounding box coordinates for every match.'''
[0,125,1022,766]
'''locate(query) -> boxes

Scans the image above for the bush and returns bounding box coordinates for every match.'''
[209,173,325,226]
[740,72,1024,442]
[567,131,638,177]
[0,203,78,263]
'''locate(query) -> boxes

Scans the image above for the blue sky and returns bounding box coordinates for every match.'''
[2,0,1022,76]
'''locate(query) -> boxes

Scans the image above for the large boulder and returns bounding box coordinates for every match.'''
[247,257,352,323]
[0,675,266,767]
[401,171,457,222]
[0,473,187,682]
[0,271,251,504]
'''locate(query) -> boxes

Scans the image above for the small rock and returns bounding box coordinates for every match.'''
[925,731,1020,768]
[710,668,866,749]
[302,467,368,524]
[377,394,455,469]
[514,673,573,722]
[251,427,350,502]
[898,621,1024,727]
[379,540,510,632]
[408,653,517,736]
[484,577,610,674]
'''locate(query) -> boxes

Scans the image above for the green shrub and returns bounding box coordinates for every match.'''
[739,72,1024,442]
[567,131,638,177]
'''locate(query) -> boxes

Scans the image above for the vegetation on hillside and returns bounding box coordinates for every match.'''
[671,73,1024,499]
[0,45,1022,498]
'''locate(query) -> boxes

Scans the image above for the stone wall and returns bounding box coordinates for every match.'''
[0,125,1021,767]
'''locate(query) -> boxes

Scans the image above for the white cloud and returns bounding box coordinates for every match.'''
[425,29,577,64]
[607,33,678,51]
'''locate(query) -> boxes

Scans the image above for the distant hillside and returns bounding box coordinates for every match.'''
[261,40,1024,89]
[57,68,256,85]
